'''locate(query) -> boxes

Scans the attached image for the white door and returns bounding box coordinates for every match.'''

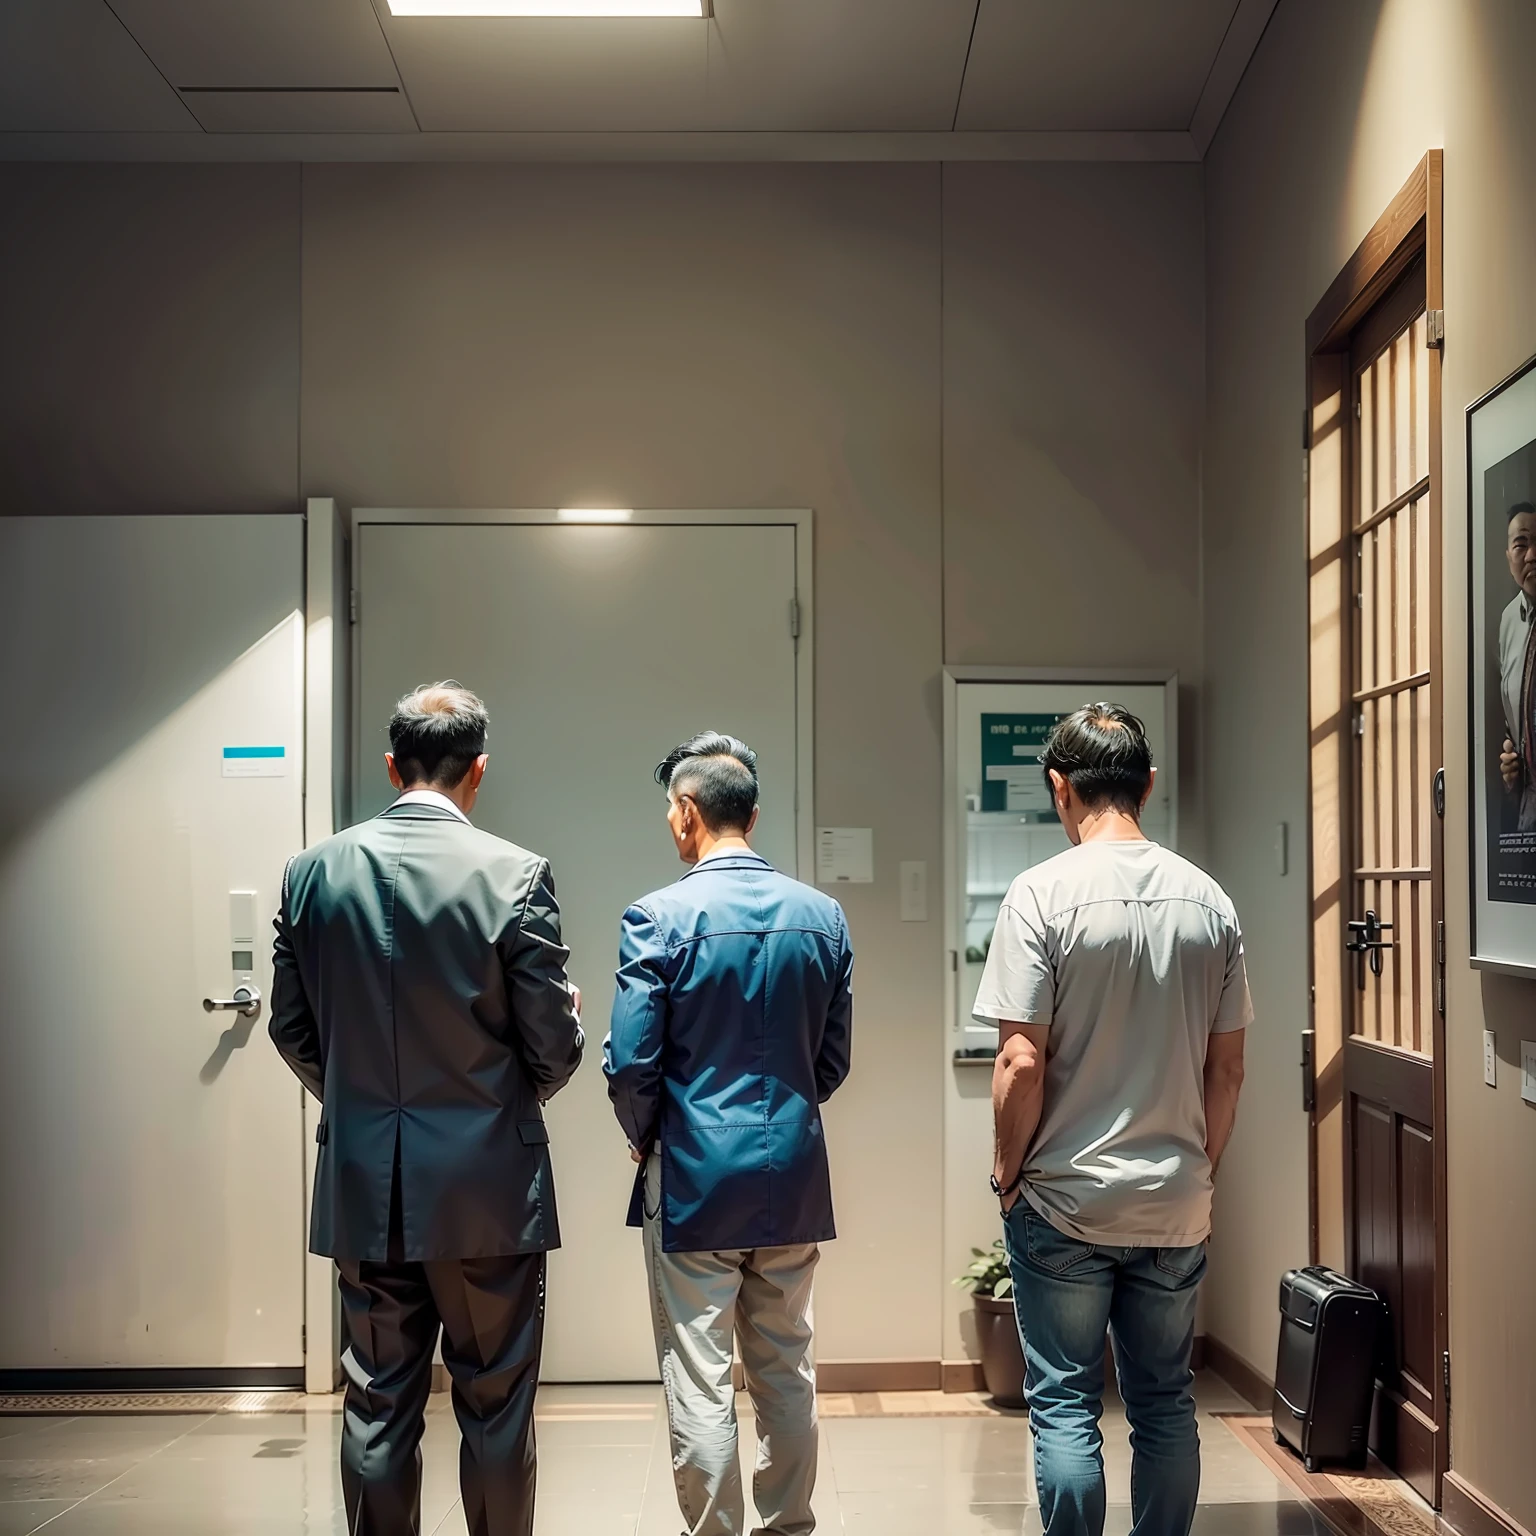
[0,515,308,1382]
[355,520,801,1381]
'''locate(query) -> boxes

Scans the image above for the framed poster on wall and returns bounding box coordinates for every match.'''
[1467,352,1536,974]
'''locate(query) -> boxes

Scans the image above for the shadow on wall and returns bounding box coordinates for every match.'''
[0,515,303,850]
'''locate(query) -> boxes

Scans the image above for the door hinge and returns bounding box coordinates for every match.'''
[302,1323,308,1356]
[788,598,801,640]
[1427,310,1445,349]
[1301,1028,1316,1114]
[1353,712,1365,737]
[348,589,359,625]
[1443,1349,1451,1407]
[1355,396,1363,419]
[1436,920,1446,1017]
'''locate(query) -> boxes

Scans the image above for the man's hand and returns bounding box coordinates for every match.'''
[571,984,582,1019]
[629,1143,648,1164]
[993,1024,1048,1210]
[1501,737,1522,792]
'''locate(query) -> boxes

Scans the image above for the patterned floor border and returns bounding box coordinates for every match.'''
[0,1391,335,1416]
[1220,1413,1438,1536]
[0,1387,1020,1420]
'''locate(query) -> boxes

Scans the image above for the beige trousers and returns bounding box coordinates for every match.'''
[642,1155,820,1536]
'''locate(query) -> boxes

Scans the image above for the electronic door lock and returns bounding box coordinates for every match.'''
[203,985,261,1019]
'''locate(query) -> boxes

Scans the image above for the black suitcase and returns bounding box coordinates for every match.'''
[1272,1266,1382,1472]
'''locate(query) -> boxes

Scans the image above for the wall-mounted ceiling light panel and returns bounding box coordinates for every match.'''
[557,508,635,522]
[388,1,709,14]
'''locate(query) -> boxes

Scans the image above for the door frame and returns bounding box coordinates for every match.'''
[302,497,350,1394]
[347,508,814,882]
[1303,150,1448,1503]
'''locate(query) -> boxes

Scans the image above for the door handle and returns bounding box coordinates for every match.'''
[1345,909,1394,977]
[203,985,261,1019]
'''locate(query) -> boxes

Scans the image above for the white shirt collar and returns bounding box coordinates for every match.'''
[394,788,471,825]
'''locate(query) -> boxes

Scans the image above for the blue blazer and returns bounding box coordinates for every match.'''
[603,851,854,1253]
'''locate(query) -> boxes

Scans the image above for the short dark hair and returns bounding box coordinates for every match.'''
[1040,703,1154,817]
[655,732,759,833]
[388,682,488,788]
[1508,500,1535,523]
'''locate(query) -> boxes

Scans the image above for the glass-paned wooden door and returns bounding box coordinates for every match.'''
[1344,287,1445,1502]
[1351,310,1435,1044]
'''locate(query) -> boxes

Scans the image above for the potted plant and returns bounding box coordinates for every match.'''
[955,1239,1027,1408]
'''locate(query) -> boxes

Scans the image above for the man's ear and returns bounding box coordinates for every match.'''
[1048,768,1071,813]
[468,754,489,791]
[1140,765,1158,814]
[745,805,761,837]
[385,752,404,791]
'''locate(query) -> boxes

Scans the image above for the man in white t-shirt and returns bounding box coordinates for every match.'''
[973,703,1251,1536]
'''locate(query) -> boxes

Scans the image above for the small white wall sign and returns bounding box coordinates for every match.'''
[222,745,287,778]
[816,827,873,885]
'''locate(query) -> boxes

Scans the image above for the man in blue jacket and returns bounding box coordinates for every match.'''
[604,732,853,1536]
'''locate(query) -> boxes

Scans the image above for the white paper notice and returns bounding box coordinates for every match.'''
[816,827,873,885]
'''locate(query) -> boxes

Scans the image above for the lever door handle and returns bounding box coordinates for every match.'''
[203,985,261,1019]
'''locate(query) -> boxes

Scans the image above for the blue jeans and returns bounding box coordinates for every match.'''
[1003,1202,1205,1536]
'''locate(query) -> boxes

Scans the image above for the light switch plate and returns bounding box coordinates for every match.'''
[1483,1029,1498,1088]
[1522,1041,1536,1106]
[899,861,928,922]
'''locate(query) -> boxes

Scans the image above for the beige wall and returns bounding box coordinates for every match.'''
[0,157,1205,1371]
[1204,0,1536,1525]
[0,165,300,515]
[939,161,1205,1361]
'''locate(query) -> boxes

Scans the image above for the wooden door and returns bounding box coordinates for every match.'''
[1345,284,1444,1501]
[1305,153,1446,1508]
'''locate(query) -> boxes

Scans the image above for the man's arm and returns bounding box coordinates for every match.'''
[269,859,324,1102]
[1203,1028,1246,1175]
[814,912,854,1103]
[505,860,584,1101]
[993,1020,1049,1211]
[603,903,669,1154]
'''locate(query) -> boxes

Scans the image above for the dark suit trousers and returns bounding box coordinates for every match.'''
[337,1235,546,1536]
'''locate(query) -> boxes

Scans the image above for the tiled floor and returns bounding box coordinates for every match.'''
[0,1374,1348,1535]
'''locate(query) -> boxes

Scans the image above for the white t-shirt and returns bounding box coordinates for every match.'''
[972,839,1253,1247]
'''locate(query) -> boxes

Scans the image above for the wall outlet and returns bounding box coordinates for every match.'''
[1522,1041,1536,1106]
[1484,1030,1498,1088]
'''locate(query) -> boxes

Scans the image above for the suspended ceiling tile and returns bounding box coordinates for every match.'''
[110,0,401,89]
[704,0,976,132]
[373,9,708,131]
[180,89,418,133]
[956,0,1241,132]
[0,0,198,132]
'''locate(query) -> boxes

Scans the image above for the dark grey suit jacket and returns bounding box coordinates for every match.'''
[269,800,583,1262]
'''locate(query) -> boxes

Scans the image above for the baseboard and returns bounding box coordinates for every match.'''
[1442,1472,1534,1536]
[941,1337,1206,1397]
[942,1361,986,1393]
[816,1360,941,1393]
[1203,1334,1274,1412]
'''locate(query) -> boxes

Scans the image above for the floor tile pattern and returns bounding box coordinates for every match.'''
[0,1376,1416,1535]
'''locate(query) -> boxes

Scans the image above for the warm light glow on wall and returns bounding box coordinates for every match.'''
[556,508,635,522]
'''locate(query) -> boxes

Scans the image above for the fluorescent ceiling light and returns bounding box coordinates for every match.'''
[388,1,708,15]
[557,507,634,522]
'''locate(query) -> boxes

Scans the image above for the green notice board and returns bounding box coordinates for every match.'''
[981,713,1063,817]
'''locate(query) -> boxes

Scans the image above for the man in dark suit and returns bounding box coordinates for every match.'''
[604,732,853,1536]
[270,682,583,1536]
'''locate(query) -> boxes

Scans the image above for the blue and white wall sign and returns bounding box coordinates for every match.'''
[222,745,287,779]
